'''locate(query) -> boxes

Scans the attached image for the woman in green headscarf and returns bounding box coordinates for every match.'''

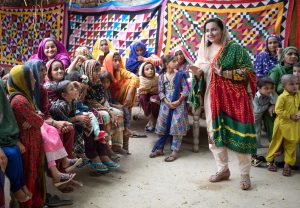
[268,46,299,94]
[7,65,46,207]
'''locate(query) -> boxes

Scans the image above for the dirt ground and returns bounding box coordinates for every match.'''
[4,107,300,208]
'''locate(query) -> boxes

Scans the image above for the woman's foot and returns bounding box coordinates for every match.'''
[13,189,30,202]
[53,173,76,187]
[209,169,230,182]
[164,151,178,162]
[240,174,251,190]
[149,150,164,158]
[63,158,83,173]
[282,164,291,176]
[22,186,32,199]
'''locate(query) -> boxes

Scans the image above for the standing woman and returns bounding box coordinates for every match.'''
[254,35,281,78]
[8,65,46,207]
[189,18,256,190]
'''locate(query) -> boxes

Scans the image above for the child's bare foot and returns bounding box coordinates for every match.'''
[22,186,32,199]
[13,189,30,202]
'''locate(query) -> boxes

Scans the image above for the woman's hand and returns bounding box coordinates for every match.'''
[171,100,181,108]
[76,115,91,125]
[0,148,7,172]
[188,65,203,77]
[137,56,145,62]
[16,141,26,154]
[54,121,72,133]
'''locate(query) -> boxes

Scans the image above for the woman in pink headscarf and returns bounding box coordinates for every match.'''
[30,37,71,69]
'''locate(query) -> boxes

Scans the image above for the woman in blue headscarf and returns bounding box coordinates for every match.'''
[254,34,282,77]
[126,41,160,74]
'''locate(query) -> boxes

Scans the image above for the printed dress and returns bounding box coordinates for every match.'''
[155,73,189,136]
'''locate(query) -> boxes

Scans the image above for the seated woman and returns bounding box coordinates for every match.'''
[126,41,161,75]
[30,37,71,69]
[268,46,299,94]
[50,81,120,175]
[92,38,115,64]
[7,65,46,207]
[0,78,32,203]
[254,35,281,78]
[137,62,160,132]
[25,60,81,187]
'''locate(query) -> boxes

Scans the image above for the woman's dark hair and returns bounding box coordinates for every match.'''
[141,62,155,77]
[161,55,176,73]
[256,77,275,88]
[204,18,224,47]
[65,71,82,82]
[56,80,71,100]
[100,71,113,82]
[113,52,121,59]
[294,62,300,68]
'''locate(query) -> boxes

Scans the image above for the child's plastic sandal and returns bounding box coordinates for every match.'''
[102,161,120,170]
[89,161,109,173]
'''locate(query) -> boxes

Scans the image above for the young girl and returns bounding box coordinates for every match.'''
[137,62,160,131]
[25,60,81,187]
[44,59,65,105]
[149,55,189,162]
[50,81,119,174]
[30,37,71,69]
[8,65,46,207]
[67,46,93,75]
[266,74,300,176]
[126,41,161,75]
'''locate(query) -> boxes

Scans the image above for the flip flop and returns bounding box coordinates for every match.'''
[102,161,120,170]
[130,133,147,138]
[54,173,76,187]
[65,158,83,173]
[164,155,178,162]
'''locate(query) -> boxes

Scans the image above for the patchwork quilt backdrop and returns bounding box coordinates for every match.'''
[0,3,65,67]
[0,0,296,67]
[161,0,294,62]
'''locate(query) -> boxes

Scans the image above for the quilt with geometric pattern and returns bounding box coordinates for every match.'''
[160,0,294,62]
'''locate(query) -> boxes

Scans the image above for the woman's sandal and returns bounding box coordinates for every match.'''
[53,173,76,187]
[89,161,109,173]
[65,158,83,173]
[240,174,251,190]
[282,166,291,176]
[164,155,178,162]
[267,162,277,172]
[102,161,120,170]
[149,150,164,158]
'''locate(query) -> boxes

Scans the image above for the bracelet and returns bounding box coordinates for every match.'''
[226,70,229,79]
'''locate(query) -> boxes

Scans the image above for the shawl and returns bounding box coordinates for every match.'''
[254,34,281,77]
[126,41,153,74]
[0,79,20,146]
[268,46,299,94]
[7,65,35,108]
[25,60,46,110]
[92,39,115,61]
[30,37,71,69]
[170,45,193,65]
[137,62,159,95]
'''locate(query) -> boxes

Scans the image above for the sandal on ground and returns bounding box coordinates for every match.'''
[267,162,277,172]
[164,155,178,162]
[53,173,76,187]
[46,194,73,207]
[282,165,291,176]
[149,150,164,158]
[89,161,109,173]
[240,174,251,190]
[102,161,120,170]
[130,131,147,138]
[209,169,230,183]
[110,153,121,162]
[65,158,83,173]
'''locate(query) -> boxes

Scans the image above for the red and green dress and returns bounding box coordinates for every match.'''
[191,41,257,154]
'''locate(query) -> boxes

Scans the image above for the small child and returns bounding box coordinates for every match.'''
[137,62,160,131]
[126,41,161,75]
[252,77,277,166]
[100,71,132,137]
[65,72,107,143]
[266,74,300,176]
[149,55,189,162]
[293,62,300,86]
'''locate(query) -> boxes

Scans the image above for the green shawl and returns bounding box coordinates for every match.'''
[0,78,20,146]
[268,46,299,94]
